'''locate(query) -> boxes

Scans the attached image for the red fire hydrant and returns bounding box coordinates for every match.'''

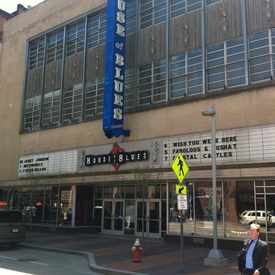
[131,238,143,263]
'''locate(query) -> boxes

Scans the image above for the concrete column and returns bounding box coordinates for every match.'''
[71,184,77,227]
[224,180,238,224]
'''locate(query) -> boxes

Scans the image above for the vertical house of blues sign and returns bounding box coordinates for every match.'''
[103,0,130,138]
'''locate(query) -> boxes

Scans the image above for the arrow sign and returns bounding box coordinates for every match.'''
[176,184,187,195]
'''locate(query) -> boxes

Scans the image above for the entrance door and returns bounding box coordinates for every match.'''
[103,200,124,234]
[75,186,93,226]
[136,200,161,238]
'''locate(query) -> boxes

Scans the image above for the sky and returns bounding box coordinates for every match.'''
[0,0,45,13]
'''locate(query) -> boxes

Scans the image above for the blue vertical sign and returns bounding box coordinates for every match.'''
[103,0,130,138]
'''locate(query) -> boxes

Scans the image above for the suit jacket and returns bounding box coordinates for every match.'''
[238,239,269,274]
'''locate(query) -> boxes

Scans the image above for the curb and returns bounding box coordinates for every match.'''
[20,243,148,275]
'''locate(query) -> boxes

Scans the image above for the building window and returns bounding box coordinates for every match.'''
[125,68,137,112]
[170,48,203,98]
[44,186,60,225]
[248,31,271,83]
[138,60,167,106]
[187,48,203,95]
[139,63,152,105]
[31,188,45,224]
[140,0,167,29]
[140,0,153,29]
[171,0,202,17]
[87,12,106,49]
[12,190,33,223]
[170,53,186,98]
[168,181,224,237]
[22,5,275,134]
[171,0,186,17]
[168,180,275,241]
[154,0,167,25]
[66,20,86,56]
[62,84,83,125]
[207,37,247,92]
[23,96,41,132]
[153,60,167,102]
[126,0,137,34]
[272,28,275,77]
[207,42,225,92]
[58,186,73,226]
[226,37,247,88]
[206,0,221,5]
[41,90,61,128]
[46,29,64,64]
[28,36,45,70]
[84,80,104,120]
[9,185,74,226]
[186,0,202,12]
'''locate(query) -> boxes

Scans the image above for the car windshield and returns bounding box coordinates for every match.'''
[0,211,22,223]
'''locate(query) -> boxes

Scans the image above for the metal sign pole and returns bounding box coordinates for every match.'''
[142,184,145,242]
[172,153,189,267]
[180,209,184,264]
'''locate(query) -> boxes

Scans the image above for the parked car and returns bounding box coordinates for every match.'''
[240,210,248,219]
[240,210,273,227]
[268,211,275,226]
[0,209,26,246]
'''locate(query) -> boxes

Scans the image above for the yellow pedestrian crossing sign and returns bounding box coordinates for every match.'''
[171,153,189,184]
[176,184,187,195]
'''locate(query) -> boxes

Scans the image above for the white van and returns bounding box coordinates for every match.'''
[240,210,272,227]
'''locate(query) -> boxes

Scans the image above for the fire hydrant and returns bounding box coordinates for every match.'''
[131,238,143,263]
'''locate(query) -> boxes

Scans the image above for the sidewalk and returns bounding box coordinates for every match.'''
[23,231,275,275]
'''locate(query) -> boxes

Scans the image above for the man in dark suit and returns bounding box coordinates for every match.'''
[238,223,269,275]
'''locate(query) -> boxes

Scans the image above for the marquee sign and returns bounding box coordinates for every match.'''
[162,124,275,165]
[103,0,130,138]
[18,124,275,177]
[18,150,79,178]
[85,143,149,171]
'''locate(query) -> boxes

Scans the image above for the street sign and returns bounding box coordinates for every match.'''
[171,153,189,184]
[177,195,188,210]
[172,154,189,263]
[176,184,187,195]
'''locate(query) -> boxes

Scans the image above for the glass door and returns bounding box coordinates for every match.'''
[103,200,112,231]
[103,200,124,234]
[136,201,147,236]
[148,200,161,237]
[114,200,124,231]
[136,200,161,238]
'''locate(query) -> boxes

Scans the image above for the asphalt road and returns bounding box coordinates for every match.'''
[0,247,98,275]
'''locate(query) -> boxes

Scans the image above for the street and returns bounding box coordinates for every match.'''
[0,247,97,275]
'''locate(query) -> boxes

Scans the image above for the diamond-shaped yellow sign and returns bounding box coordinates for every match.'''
[176,184,188,195]
[171,153,189,184]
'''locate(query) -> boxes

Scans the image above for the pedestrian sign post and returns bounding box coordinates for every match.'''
[171,153,189,184]
[171,153,190,266]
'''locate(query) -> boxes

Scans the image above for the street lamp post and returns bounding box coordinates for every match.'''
[202,107,227,266]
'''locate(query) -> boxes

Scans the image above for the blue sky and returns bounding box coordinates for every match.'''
[0,0,45,13]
